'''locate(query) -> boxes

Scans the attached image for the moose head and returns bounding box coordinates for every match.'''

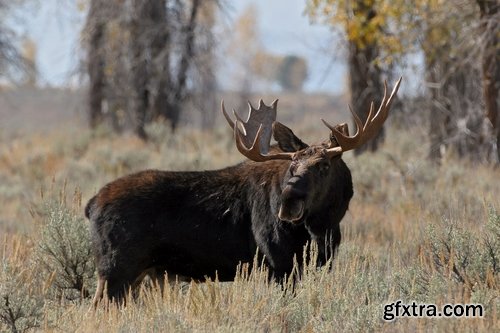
[222,77,401,223]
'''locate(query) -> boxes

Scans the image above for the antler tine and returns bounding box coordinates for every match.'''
[321,104,363,142]
[258,99,264,109]
[321,118,335,132]
[232,108,245,124]
[363,101,375,131]
[348,104,363,137]
[221,99,248,132]
[271,99,278,109]
[385,77,402,110]
[371,80,389,123]
[224,99,295,162]
[373,77,402,122]
[247,100,255,115]
[326,105,362,153]
[324,77,402,158]
[323,105,364,151]
[234,121,264,161]
[363,77,402,140]
[221,100,234,129]
[234,120,294,162]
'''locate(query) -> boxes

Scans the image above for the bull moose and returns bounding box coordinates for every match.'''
[86,78,401,305]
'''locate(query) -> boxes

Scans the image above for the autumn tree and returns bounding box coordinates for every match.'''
[308,0,498,162]
[407,0,496,162]
[307,0,403,154]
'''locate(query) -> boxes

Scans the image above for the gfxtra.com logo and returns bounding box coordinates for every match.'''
[383,300,484,321]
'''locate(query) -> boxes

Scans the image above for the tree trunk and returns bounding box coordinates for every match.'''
[477,0,500,162]
[199,66,217,129]
[148,0,172,123]
[426,60,453,161]
[197,1,217,129]
[348,4,384,155]
[130,0,149,140]
[87,0,106,129]
[170,0,201,130]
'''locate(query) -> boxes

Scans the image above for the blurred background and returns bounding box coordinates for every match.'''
[0,0,498,161]
[0,3,499,331]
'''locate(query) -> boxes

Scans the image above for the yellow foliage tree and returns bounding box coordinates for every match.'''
[307,0,409,62]
[307,0,404,153]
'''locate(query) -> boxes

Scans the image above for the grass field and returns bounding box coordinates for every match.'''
[0,97,499,332]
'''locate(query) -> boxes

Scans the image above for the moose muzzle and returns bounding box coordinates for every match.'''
[278,177,308,223]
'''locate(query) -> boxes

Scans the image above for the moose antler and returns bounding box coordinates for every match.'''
[221,100,295,162]
[322,77,402,157]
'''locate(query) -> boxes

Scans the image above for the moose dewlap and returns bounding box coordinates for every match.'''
[86,78,402,305]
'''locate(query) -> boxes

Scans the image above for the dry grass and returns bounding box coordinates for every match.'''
[0,116,499,332]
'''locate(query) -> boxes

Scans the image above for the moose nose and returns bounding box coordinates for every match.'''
[282,176,308,199]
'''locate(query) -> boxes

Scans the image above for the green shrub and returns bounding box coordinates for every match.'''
[0,263,43,333]
[426,206,499,290]
[33,196,95,301]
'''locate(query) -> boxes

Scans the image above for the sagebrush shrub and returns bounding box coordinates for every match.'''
[426,205,500,290]
[33,197,95,301]
[0,263,43,333]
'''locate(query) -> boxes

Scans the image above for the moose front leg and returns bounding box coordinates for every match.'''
[309,226,341,267]
[305,213,342,267]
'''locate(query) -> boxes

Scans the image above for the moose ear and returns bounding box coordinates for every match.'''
[272,122,308,152]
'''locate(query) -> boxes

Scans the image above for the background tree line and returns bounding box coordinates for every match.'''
[0,0,498,163]
[84,0,219,139]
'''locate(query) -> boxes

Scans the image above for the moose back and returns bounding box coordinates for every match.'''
[86,78,401,305]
